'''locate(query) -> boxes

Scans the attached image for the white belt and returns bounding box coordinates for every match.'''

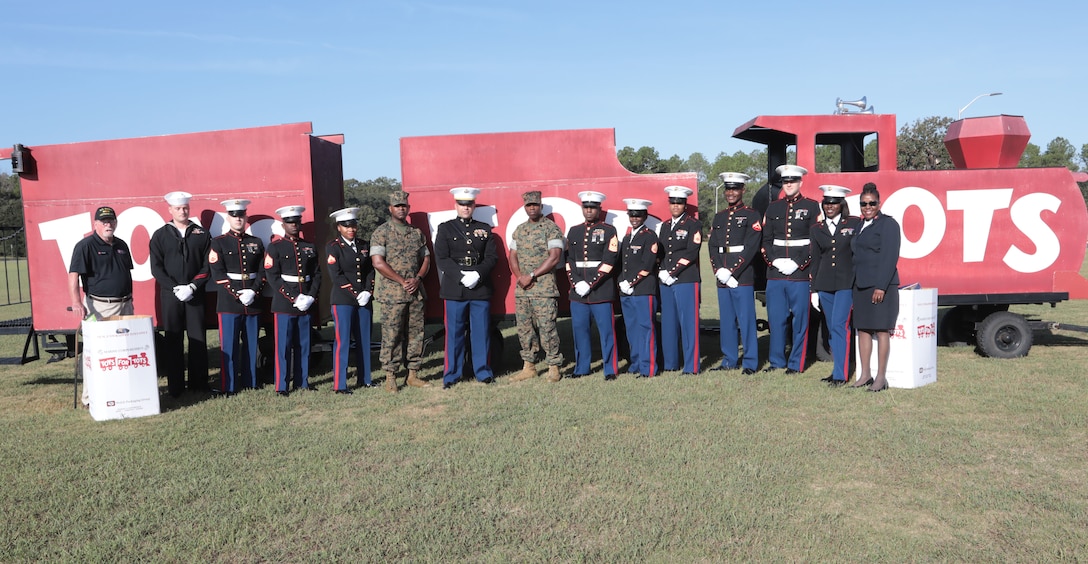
[772,239,810,247]
[575,261,601,268]
[226,273,258,280]
[718,245,745,253]
[281,275,311,283]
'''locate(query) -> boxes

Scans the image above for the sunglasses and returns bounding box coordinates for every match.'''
[859,201,880,208]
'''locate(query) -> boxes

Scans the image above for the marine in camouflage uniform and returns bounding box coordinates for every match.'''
[370,190,432,392]
[508,191,565,383]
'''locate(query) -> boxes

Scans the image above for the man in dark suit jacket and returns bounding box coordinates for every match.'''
[434,187,498,389]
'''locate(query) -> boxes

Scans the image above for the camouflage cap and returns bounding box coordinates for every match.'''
[389,190,410,206]
[522,191,542,205]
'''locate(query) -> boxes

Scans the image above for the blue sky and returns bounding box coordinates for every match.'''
[4,0,1085,181]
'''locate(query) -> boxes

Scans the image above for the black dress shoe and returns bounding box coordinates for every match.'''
[334,389,354,395]
[741,368,756,375]
[604,374,617,381]
[784,368,800,375]
[302,385,318,392]
[479,377,495,385]
[762,366,783,373]
[569,374,587,379]
[442,381,455,390]
[713,365,737,372]
[276,391,290,397]
[820,375,835,382]
[359,382,377,388]
[827,380,846,388]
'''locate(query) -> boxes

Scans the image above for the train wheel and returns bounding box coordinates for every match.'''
[940,305,977,346]
[977,311,1032,359]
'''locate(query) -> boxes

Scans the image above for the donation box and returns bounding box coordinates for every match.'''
[82,315,161,421]
[856,287,938,389]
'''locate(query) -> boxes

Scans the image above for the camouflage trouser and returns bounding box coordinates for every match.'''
[515,296,563,366]
[380,300,425,372]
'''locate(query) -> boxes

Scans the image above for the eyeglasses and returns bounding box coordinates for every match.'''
[859,201,880,208]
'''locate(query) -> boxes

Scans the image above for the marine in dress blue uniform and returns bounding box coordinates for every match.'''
[566,191,620,379]
[434,187,498,389]
[617,198,659,378]
[658,186,703,374]
[708,173,762,374]
[810,185,860,385]
[326,207,377,394]
[761,164,821,373]
[266,205,322,395]
[209,199,264,394]
[149,191,212,396]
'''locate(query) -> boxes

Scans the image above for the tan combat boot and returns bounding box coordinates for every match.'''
[406,369,431,388]
[546,365,562,382]
[384,371,398,393]
[510,361,537,382]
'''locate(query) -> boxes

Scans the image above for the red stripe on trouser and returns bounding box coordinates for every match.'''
[608,302,618,374]
[331,307,343,389]
[443,303,450,373]
[692,284,700,372]
[648,295,657,376]
[273,315,283,390]
[841,309,853,381]
[218,314,226,390]
[797,302,809,369]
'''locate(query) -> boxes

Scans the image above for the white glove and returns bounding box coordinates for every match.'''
[574,280,591,297]
[237,289,256,306]
[460,270,481,289]
[619,280,634,295]
[658,270,676,286]
[715,268,732,285]
[772,258,799,276]
[173,284,194,302]
[357,291,372,307]
[811,292,821,312]
[725,276,739,289]
[294,294,315,311]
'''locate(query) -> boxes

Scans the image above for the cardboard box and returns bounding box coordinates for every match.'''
[856,288,938,389]
[82,315,161,420]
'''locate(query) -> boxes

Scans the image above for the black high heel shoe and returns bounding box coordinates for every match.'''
[868,381,888,392]
[852,377,873,388]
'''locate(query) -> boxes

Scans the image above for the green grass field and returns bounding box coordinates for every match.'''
[1,250,1086,561]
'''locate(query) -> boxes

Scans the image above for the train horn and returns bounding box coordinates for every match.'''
[835,96,868,114]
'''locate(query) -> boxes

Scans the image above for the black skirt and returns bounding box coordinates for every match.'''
[852,284,899,331]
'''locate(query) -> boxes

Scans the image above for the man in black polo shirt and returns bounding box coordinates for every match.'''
[68,205,135,321]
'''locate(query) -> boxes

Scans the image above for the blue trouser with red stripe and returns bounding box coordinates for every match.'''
[332,304,373,390]
[819,289,853,381]
[718,285,758,371]
[443,299,493,385]
[660,281,700,373]
[571,300,618,376]
[620,295,657,376]
[274,312,312,392]
[218,313,259,393]
[766,279,811,371]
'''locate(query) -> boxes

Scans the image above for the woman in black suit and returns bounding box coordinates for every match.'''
[850,183,900,392]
